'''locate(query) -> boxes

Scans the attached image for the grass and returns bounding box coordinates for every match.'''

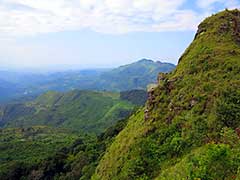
[93,9,240,180]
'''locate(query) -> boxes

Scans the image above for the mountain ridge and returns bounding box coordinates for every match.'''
[97,59,175,91]
[93,9,240,180]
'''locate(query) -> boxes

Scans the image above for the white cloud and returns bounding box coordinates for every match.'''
[0,0,203,36]
[0,0,239,37]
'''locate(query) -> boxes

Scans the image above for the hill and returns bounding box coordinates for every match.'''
[94,59,175,91]
[0,90,142,134]
[0,60,175,102]
[93,9,240,179]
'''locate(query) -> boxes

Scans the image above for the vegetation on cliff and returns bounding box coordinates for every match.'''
[93,9,240,180]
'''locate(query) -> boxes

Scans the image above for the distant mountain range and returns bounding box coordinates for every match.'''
[0,79,23,102]
[94,59,175,91]
[0,59,175,102]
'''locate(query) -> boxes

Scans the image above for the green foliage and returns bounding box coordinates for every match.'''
[0,113,133,180]
[216,89,240,128]
[93,9,240,180]
[120,89,147,106]
[0,126,78,179]
[187,144,238,179]
[158,142,240,180]
[1,90,136,134]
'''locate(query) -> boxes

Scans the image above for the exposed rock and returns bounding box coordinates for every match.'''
[231,11,240,44]
[235,128,240,138]
[229,50,237,55]
[165,79,176,94]
[144,108,149,121]
[194,26,207,39]
[148,91,155,101]
[158,73,167,83]
[189,98,198,108]
[219,22,229,33]
[147,83,158,92]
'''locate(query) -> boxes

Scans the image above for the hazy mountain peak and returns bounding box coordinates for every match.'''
[137,58,155,63]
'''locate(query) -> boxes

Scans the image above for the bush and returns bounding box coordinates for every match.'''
[217,89,240,128]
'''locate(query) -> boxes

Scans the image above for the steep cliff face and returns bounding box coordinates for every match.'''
[93,9,240,180]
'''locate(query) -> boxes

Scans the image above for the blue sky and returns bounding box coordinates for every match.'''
[0,0,239,70]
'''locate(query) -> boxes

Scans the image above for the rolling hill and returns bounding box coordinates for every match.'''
[0,90,144,134]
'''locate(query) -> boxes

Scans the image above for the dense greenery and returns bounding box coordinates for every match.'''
[0,126,78,179]
[93,10,240,179]
[0,115,131,180]
[0,90,138,134]
[0,59,175,102]
[120,89,147,106]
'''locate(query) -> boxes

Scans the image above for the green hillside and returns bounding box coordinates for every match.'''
[93,9,240,179]
[1,90,139,134]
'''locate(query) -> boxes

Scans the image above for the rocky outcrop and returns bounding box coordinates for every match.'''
[145,85,157,121]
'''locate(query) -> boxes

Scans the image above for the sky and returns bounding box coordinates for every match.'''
[0,0,239,70]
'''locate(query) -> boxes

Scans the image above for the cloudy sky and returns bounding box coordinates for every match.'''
[0,0,239,70]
